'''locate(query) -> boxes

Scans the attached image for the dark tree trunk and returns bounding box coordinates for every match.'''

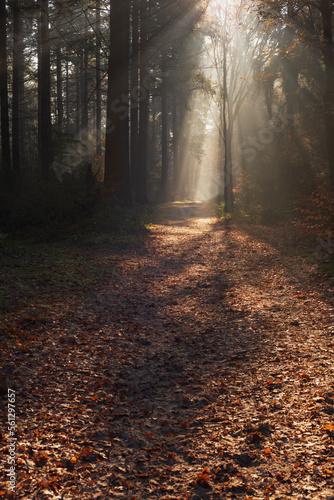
[131,0,139,177]
[151,96,156,150]
[135,0,148,203]
[96,0,102,156]
[149,94,157,179]
[56,47,63,132]
[82,16,89,143]
[12,0,24,173]
[161,53,168,201]
[320,0,334,189]
[65,58,69,126]
[172,95,179,194]
[283,4,298,126]
[224,125,233,213]
[38,0,52,177]
[76,54,81,132]
[0,0,12,178]
[105,0,132,204]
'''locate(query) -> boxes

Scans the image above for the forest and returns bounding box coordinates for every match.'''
[0,0,333,227]
[1,0,334,499]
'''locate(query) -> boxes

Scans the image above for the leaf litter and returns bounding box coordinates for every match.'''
[1,202,334,499]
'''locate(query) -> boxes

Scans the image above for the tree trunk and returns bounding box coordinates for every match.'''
[135,0,148,203]
[222,21,233,213]
[150,94,157,176]
[320,0,334,189]
[105,0,132,204]
[284,4,298,125]
[12,0,24,173]
[161,53,169,201]
[56,47,63,132]
[96,0,102,156]
[131,0,139,178]
[76,54,81,132]
[0,0,12,178]
[38,0,52,177]
[65,58,69,127]
[82,15,89,143]
[172,95,179,194]
[224,125,233,213]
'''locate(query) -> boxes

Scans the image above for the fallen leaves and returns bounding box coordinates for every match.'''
[193,468,211,487]
[1,204,334,498]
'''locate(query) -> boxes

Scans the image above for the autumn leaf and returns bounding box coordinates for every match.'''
[194,468,211,487]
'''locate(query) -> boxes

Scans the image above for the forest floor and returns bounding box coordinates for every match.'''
[1,202,334,499]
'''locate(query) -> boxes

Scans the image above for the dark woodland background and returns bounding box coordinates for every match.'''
[0,0,333,237]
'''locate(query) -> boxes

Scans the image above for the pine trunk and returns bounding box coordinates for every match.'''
[56,47,63,132]
[320,0,334,189]
[96,0,102,156]
[0,0,12,178]
[135,0,148,203]
[38,0,52,176]
[105,0,132,204]
[161,53,168,201]
[12,0,23,173]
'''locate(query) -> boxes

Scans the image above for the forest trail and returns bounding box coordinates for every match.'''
[2,202,334,499]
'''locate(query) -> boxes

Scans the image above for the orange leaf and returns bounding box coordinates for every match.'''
[195,468,210,485]
[264,447,271,455]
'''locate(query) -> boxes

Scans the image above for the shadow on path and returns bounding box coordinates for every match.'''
[4,202,334,499]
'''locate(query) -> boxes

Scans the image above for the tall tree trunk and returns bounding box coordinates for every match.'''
[135,0,148,203]
[82,15,89,143]
[172,95,179,194]
[0,0,12,178]
[56,47,63,132]
[224,124,233,213]
[161,53,168,201]
[65,58,69,127]
[76,54,81,132]
[150,94,157,177]
[222,20,233,213]
[96,0,102,156]
[131,0,139,177]
[283,4,298,126]
[38,0,52,177]
[320,0,334,189]
[105,0,132,204]
[12,0,23,173]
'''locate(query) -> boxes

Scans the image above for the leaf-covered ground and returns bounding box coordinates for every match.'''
[1,202,334,499]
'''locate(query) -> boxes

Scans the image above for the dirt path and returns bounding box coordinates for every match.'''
[2,202,334,499]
